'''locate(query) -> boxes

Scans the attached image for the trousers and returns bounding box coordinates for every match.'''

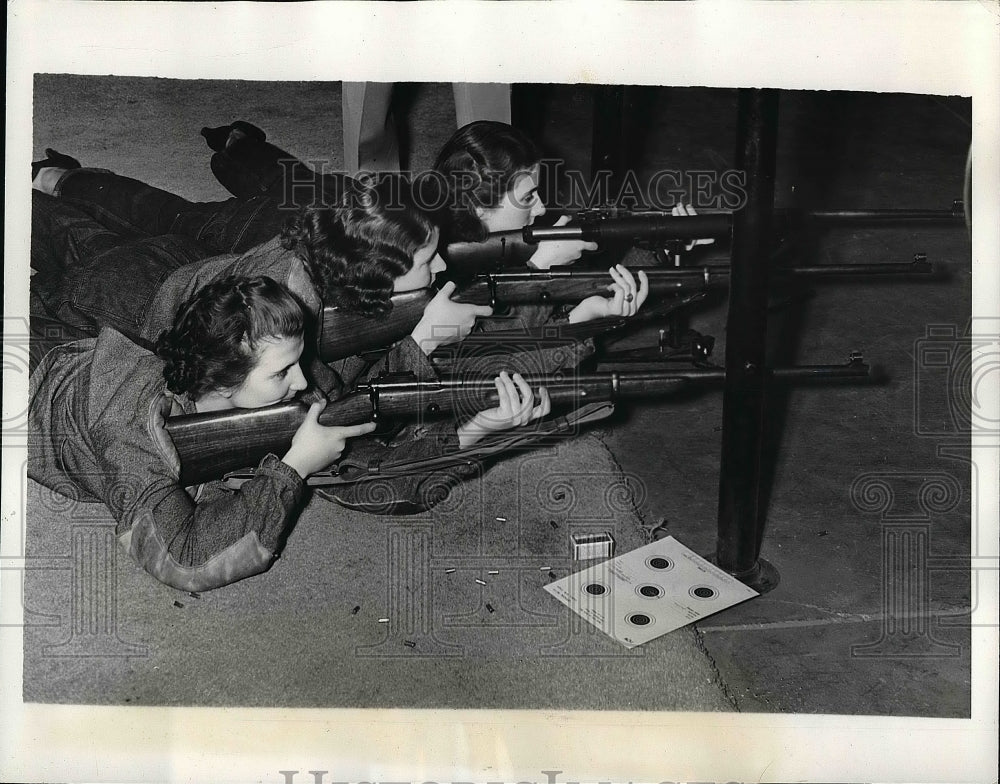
[341,82,512,175]
[54,168,291,255]
[29,190,211,367]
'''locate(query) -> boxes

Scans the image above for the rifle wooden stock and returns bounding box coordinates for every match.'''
[168,356,869,486]
[166,394,374,486]
[317,269,709,361]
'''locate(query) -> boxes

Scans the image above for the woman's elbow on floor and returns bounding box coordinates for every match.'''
[120,514,277,592]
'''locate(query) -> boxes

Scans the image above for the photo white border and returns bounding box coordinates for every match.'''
[3,2,998,782]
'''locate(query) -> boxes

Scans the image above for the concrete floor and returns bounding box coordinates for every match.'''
[29,77,973,717]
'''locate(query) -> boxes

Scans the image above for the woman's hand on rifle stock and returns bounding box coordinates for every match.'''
[410,280,494,356]
[456,371,551,448]
[282,399,377,479]
[568,265,649,323]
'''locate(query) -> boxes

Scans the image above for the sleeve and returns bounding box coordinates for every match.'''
[101,399,306,592]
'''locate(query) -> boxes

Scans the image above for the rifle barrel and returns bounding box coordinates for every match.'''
[525,204,965,243]
[781,259,934,276]
[169,359,869,485]
[317,258,930,362]
[365,359,870,419]
[800,207,965,223]
[527,214,732,243]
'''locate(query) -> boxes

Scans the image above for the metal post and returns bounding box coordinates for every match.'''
[715,89,781,591]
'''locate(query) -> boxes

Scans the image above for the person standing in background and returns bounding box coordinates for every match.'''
[341,82,511,175]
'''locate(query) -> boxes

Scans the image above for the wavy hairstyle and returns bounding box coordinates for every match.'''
[281,175,437,318]
[433,121,542,243]
[156,275,305,398]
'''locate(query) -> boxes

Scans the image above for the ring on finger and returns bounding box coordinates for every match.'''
[625,292,634,302]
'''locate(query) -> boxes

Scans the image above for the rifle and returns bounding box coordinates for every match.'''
[440,202,965,271]
[166,356,870,486]
[318,269,709,361]
[318,256,933,361]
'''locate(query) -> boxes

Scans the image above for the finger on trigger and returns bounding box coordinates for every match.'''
[347,421,378,437]
[438,280,457,297]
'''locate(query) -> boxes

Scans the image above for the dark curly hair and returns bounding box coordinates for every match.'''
[433,121,542,243]
[280,175,437,319]
[155,275,305,398]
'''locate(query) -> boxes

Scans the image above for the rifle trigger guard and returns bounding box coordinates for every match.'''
[487,275,498,310]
